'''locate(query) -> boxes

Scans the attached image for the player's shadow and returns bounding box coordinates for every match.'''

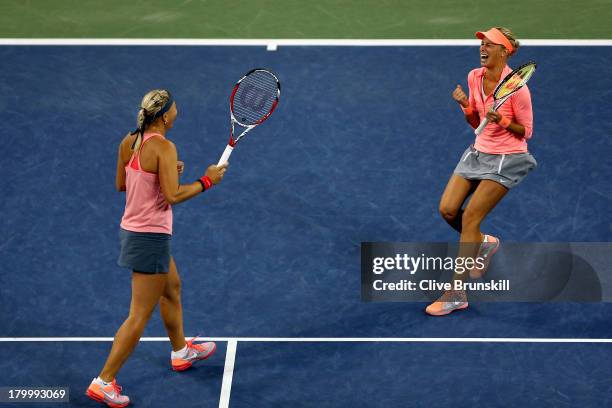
[481,244,603,302]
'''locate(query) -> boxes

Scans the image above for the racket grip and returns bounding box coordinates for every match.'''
[218,144,234,166]
[474,117,489,135]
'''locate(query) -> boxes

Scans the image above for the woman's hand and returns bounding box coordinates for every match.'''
[452,85,469,107]
[486,110,503,123]
[205,163,228,185]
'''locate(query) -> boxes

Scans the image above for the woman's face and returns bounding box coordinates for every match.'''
[163,102,178,129]
[480,37,507,68]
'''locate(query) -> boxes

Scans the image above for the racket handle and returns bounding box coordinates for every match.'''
[474,117,489,135]
[218,144,234,166]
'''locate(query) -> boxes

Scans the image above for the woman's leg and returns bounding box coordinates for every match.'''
[162,257,216,371]
[454,179,508,282]
[99,272,167,382]
[159,257,187,351]
[427,179,508,315]
[439,174,478,233]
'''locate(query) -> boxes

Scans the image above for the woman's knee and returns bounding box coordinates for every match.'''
[439,203,460,223]
[162,277,181,303]
[127,303,158,328]
[126,312,152,331]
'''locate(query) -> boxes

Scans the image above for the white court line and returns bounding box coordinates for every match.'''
[219,340,237,408]
[2,337,609,407]
[1,337,612,343]
[0,39,611,47]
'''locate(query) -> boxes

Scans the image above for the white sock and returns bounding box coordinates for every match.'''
[171,344,188,359]
[95,377,111,386]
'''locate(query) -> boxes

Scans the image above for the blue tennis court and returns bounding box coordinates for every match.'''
[1,44,611,407]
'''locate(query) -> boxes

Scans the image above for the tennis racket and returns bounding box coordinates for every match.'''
[474,61,536,135]
[217,68,281,165]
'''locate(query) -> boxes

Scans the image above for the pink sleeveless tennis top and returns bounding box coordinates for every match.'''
[120,132,173,234]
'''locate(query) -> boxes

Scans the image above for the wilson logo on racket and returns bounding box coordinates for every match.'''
[218,68,281,166]
[236,83,272,113]
[475,61,536,135]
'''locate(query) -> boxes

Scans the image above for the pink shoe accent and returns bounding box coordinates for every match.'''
[425,290,469,316]
[171,336,217,372]
[469,234,500,279]
[85,379,130,408]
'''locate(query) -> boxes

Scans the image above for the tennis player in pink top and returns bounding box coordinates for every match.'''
[426,27,537,316]
[86,90,227,407]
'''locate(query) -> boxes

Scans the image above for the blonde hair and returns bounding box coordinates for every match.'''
[496,26,520,55]
[131,89,171,150]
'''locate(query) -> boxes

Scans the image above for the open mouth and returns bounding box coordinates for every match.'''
[480,53,489,63]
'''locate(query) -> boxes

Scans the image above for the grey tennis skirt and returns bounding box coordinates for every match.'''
[118,228,171,274]
[454,145,537,189]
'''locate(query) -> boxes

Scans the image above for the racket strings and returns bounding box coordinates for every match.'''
[495,64,536,99]
[232,71,279,126]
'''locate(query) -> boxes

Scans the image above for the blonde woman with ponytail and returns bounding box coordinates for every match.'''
[427,27,537,316]
[86,90,227,407]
